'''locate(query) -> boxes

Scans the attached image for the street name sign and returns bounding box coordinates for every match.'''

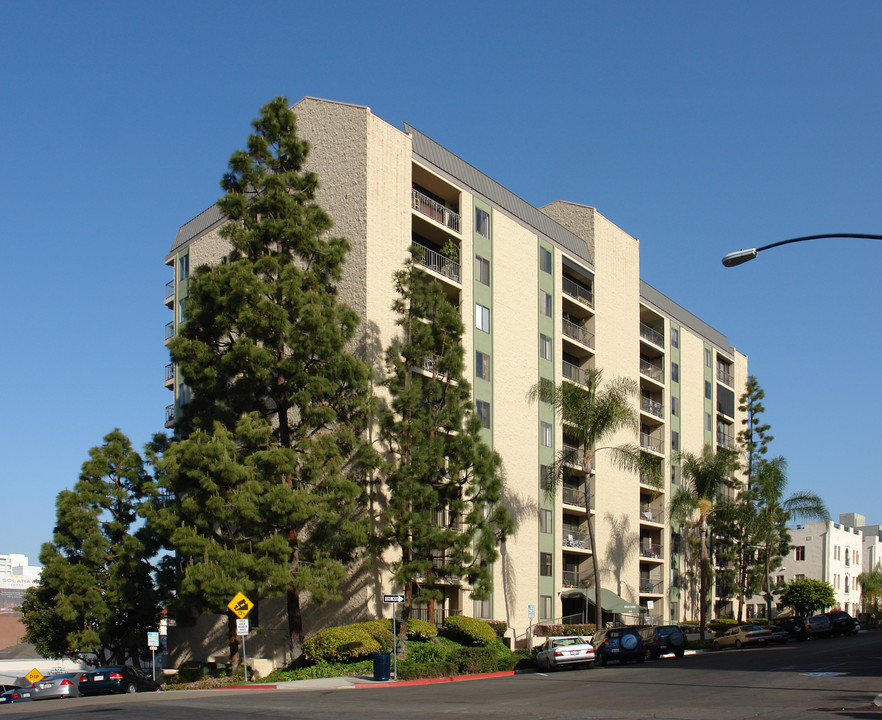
[383,594,404,603]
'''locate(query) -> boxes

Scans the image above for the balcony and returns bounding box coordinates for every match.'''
[164,321,175,342]
[412,187,460,233]
[639,578,663,594]
[640,542,663,559]
[562,570,592,588]
[562,318,594,348]
[716,429,734,448]
[640,503,664,523]
[640,359,664,384]
[412,242,461,283]
[640,432,664,454]
[562,360,587,385]
[164,363,174,387]
[165,404,175,427]
[164,280,175,305]
[411,606,462,624]
[562,485,592,508]
[562,276,594,307]
[717,366,734,387]
[640,322,664,348]
[640,396,664,419]
[563,527,589,549]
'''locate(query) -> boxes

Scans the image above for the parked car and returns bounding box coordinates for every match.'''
[807,614,833,638]
[593,627,646,665]
[824,611,857,636]
[32,672,84,701]
[775,616,808,641]
[712,624,772,650]
[0,686,33,704]
[640,625,687,659]
[765,625,789,644]
[78,666,161,696]
[535,636,595,671]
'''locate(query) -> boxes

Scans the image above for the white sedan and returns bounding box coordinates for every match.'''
[535,636,595,671]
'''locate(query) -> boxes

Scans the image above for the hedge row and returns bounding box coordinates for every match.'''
[533,623,596,637]
[442,616,497,646]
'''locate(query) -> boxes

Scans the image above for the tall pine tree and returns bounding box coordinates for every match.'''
[737,376,773,490]
[165,97,376,654]
[379,257,512,642]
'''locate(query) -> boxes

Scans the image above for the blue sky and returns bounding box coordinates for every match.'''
[3,1,881,564]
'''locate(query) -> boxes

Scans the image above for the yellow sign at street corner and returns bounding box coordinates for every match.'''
[25,668,43,684]
[227,592,254,619]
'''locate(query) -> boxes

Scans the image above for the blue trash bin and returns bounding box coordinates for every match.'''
[373,651,391,681]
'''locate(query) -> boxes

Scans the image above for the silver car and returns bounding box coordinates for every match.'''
[535,636,595,671]
[31,673,83,701]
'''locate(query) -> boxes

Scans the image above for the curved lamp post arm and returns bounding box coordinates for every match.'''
[722,234,882,267]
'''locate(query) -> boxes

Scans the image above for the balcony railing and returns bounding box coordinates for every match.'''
[562,318,594,348]
[562,360,586,385]
[562,570,592,588]
[165,321,175,341]
[640,432,664,454]
[562,485,590,508]
[422,354,443,374]
[165,404,175,425]
[164,363,174,383]
[639,578,663,594]
[640,542,663,559]
[562,527,589,549]
[640,504,664,523]
[640,396,664,419]
[716,430,734,448]
[412,242,461,283]
[411,606,462,624]
[164,280,175,302]
[717,366,734,386]
[640,359,664,383]
[640,322,664,347]
[562,276,594,307]
[412,188,460,232]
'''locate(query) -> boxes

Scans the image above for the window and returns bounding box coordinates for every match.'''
[671,397,679,417]
[178,253,189,280]
[705,412,712,432]
[539,508,552,534]
[540,595,553,619]
[845,548,850,565]
[671,327,679,348]
[475,351,490,381]
[475,598,491,618]
[746,604,755,618]
[671,430,679,451]
[475,208,490,238]
[855,550,860,565]
[541,422,553,447]
[540,465,553,490]
[670,602,679,623]
[475,255,490,285]
[476,303,490,333]
[705,348,712,367]
[705,380,712,399]
[476,400,491,428]
[795,546,806,561]
[795,574,805,581]
[834,574,840,589]
[539,246,552,273]
[776,575,785,587]
[671,465,680,485]
[540,291,552,318]
[845,576,850,593]
[178,299,187,324]
[540,552,552,577]
[540,334,553,360]
[671,362,679,383]
[834,546,840,560]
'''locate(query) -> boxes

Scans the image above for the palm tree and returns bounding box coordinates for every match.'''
[528,370,661,629]
[670,445,739,639]
[857,566,882,617]
[752,457,828,619]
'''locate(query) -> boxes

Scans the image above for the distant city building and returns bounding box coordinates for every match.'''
[0,554,41,651]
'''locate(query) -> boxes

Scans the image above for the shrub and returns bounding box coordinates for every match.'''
[487,620,508,637]
[533,623,595,637]
[406,641,447,664]
[301,621,393,663]
[449,646,497,674]
[379,617,438,640]
[442,616,496,646]
[495,652,532,671]
[397,661,456,680]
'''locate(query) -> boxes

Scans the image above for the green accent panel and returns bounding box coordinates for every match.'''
[703,343,714,446]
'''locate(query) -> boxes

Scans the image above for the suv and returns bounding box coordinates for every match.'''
[824,611,857,636]
[640,625,687,659]
[593,627,646,666]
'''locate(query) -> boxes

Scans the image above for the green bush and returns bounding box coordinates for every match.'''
[442,616,496,646]
[264,659,373,683]
[450,646,498,674]
[533,623,595,637]
[301,621,393,663]
[379,617,438,640]
[495,652,532,671]
[487,620,508,637]
[397,661,455,680]
[406,641,447,664]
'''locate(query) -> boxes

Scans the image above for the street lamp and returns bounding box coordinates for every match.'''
[721,234,882,267]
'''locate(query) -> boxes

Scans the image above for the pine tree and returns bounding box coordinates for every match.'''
[165,97,376,654]
[737,376,773,490]
[379,258,512,642]
[21,430,161,665]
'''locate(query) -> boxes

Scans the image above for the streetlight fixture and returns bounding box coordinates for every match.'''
[721,233,882,267]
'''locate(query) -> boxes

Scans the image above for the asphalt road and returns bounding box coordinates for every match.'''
[4,632,882,719]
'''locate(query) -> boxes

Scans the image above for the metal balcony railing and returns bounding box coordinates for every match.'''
[639,578,663,594]
[411,607,462,624]
[640,504,664,523]
[562,570,592,588]
[562,360,586,385]
[562,527,589,549]
[164,321,175,341]
[165,404,175,425]
[640,359,664,383]
[640,432,664,454]
[562,318,594,348]
[640,542,663,559]
[716,430,734,448]
[717,366,734,386]
[164,280,175,302]
[164,363,174,383]
[412,188,461,232]
[412,242,461,283]
[562,485,590,508]
[640,396,664,419]
[639,322,664,347]
[562,276,594,307]
[422,354,444,374]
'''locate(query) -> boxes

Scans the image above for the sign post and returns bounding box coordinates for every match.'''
[527,604,536,651]
[228,592,254,682]
[383,594,404,681]
[147,632,160,681]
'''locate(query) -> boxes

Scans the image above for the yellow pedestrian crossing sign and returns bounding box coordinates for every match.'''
[25,668,43,684]
[227,592,254,619]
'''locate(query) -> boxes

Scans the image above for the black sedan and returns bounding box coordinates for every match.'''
[0,686,33,705]
[78,666,161,695]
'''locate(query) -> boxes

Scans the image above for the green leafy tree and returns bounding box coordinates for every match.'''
[752,457,828,619]
[857,566,882,616]
[737,376,773,490]
[379,258,512,646]
[165,97,376,655]
[714,497,763,622]
[22,430,161,665]
[670,445,739,639]
[780,578,835,617]
[528,370,660,629]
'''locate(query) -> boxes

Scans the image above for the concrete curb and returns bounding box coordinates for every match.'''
[355,670,515,689]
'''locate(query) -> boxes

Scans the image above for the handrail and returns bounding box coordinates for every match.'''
[412,188,461,232]
[639,322,664,347]
[411,242,461,282]
[562,276,594,307]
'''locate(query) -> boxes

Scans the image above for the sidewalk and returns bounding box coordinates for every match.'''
[218,671,517,692]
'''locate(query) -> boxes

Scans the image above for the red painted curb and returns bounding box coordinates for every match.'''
[217,684,279,690]
[355,671,515,689]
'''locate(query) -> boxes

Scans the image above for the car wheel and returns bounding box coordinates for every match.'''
[735,640,743,649]
[636,655,645,664]
[599,653,608,667]
[713,642,721,651]
[126,684,137,694]
[584,661,592,669]
[674,649,684,658]
[537,656,546,672]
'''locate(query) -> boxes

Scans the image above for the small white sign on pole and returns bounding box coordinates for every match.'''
[237,619,250,636]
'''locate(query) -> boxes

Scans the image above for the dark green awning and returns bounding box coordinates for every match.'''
[559,588,647,615]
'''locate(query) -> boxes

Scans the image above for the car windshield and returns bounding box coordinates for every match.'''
[553,638,584,647]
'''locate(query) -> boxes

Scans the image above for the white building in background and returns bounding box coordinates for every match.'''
[840,513,882,577]
[0,554,41,615]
